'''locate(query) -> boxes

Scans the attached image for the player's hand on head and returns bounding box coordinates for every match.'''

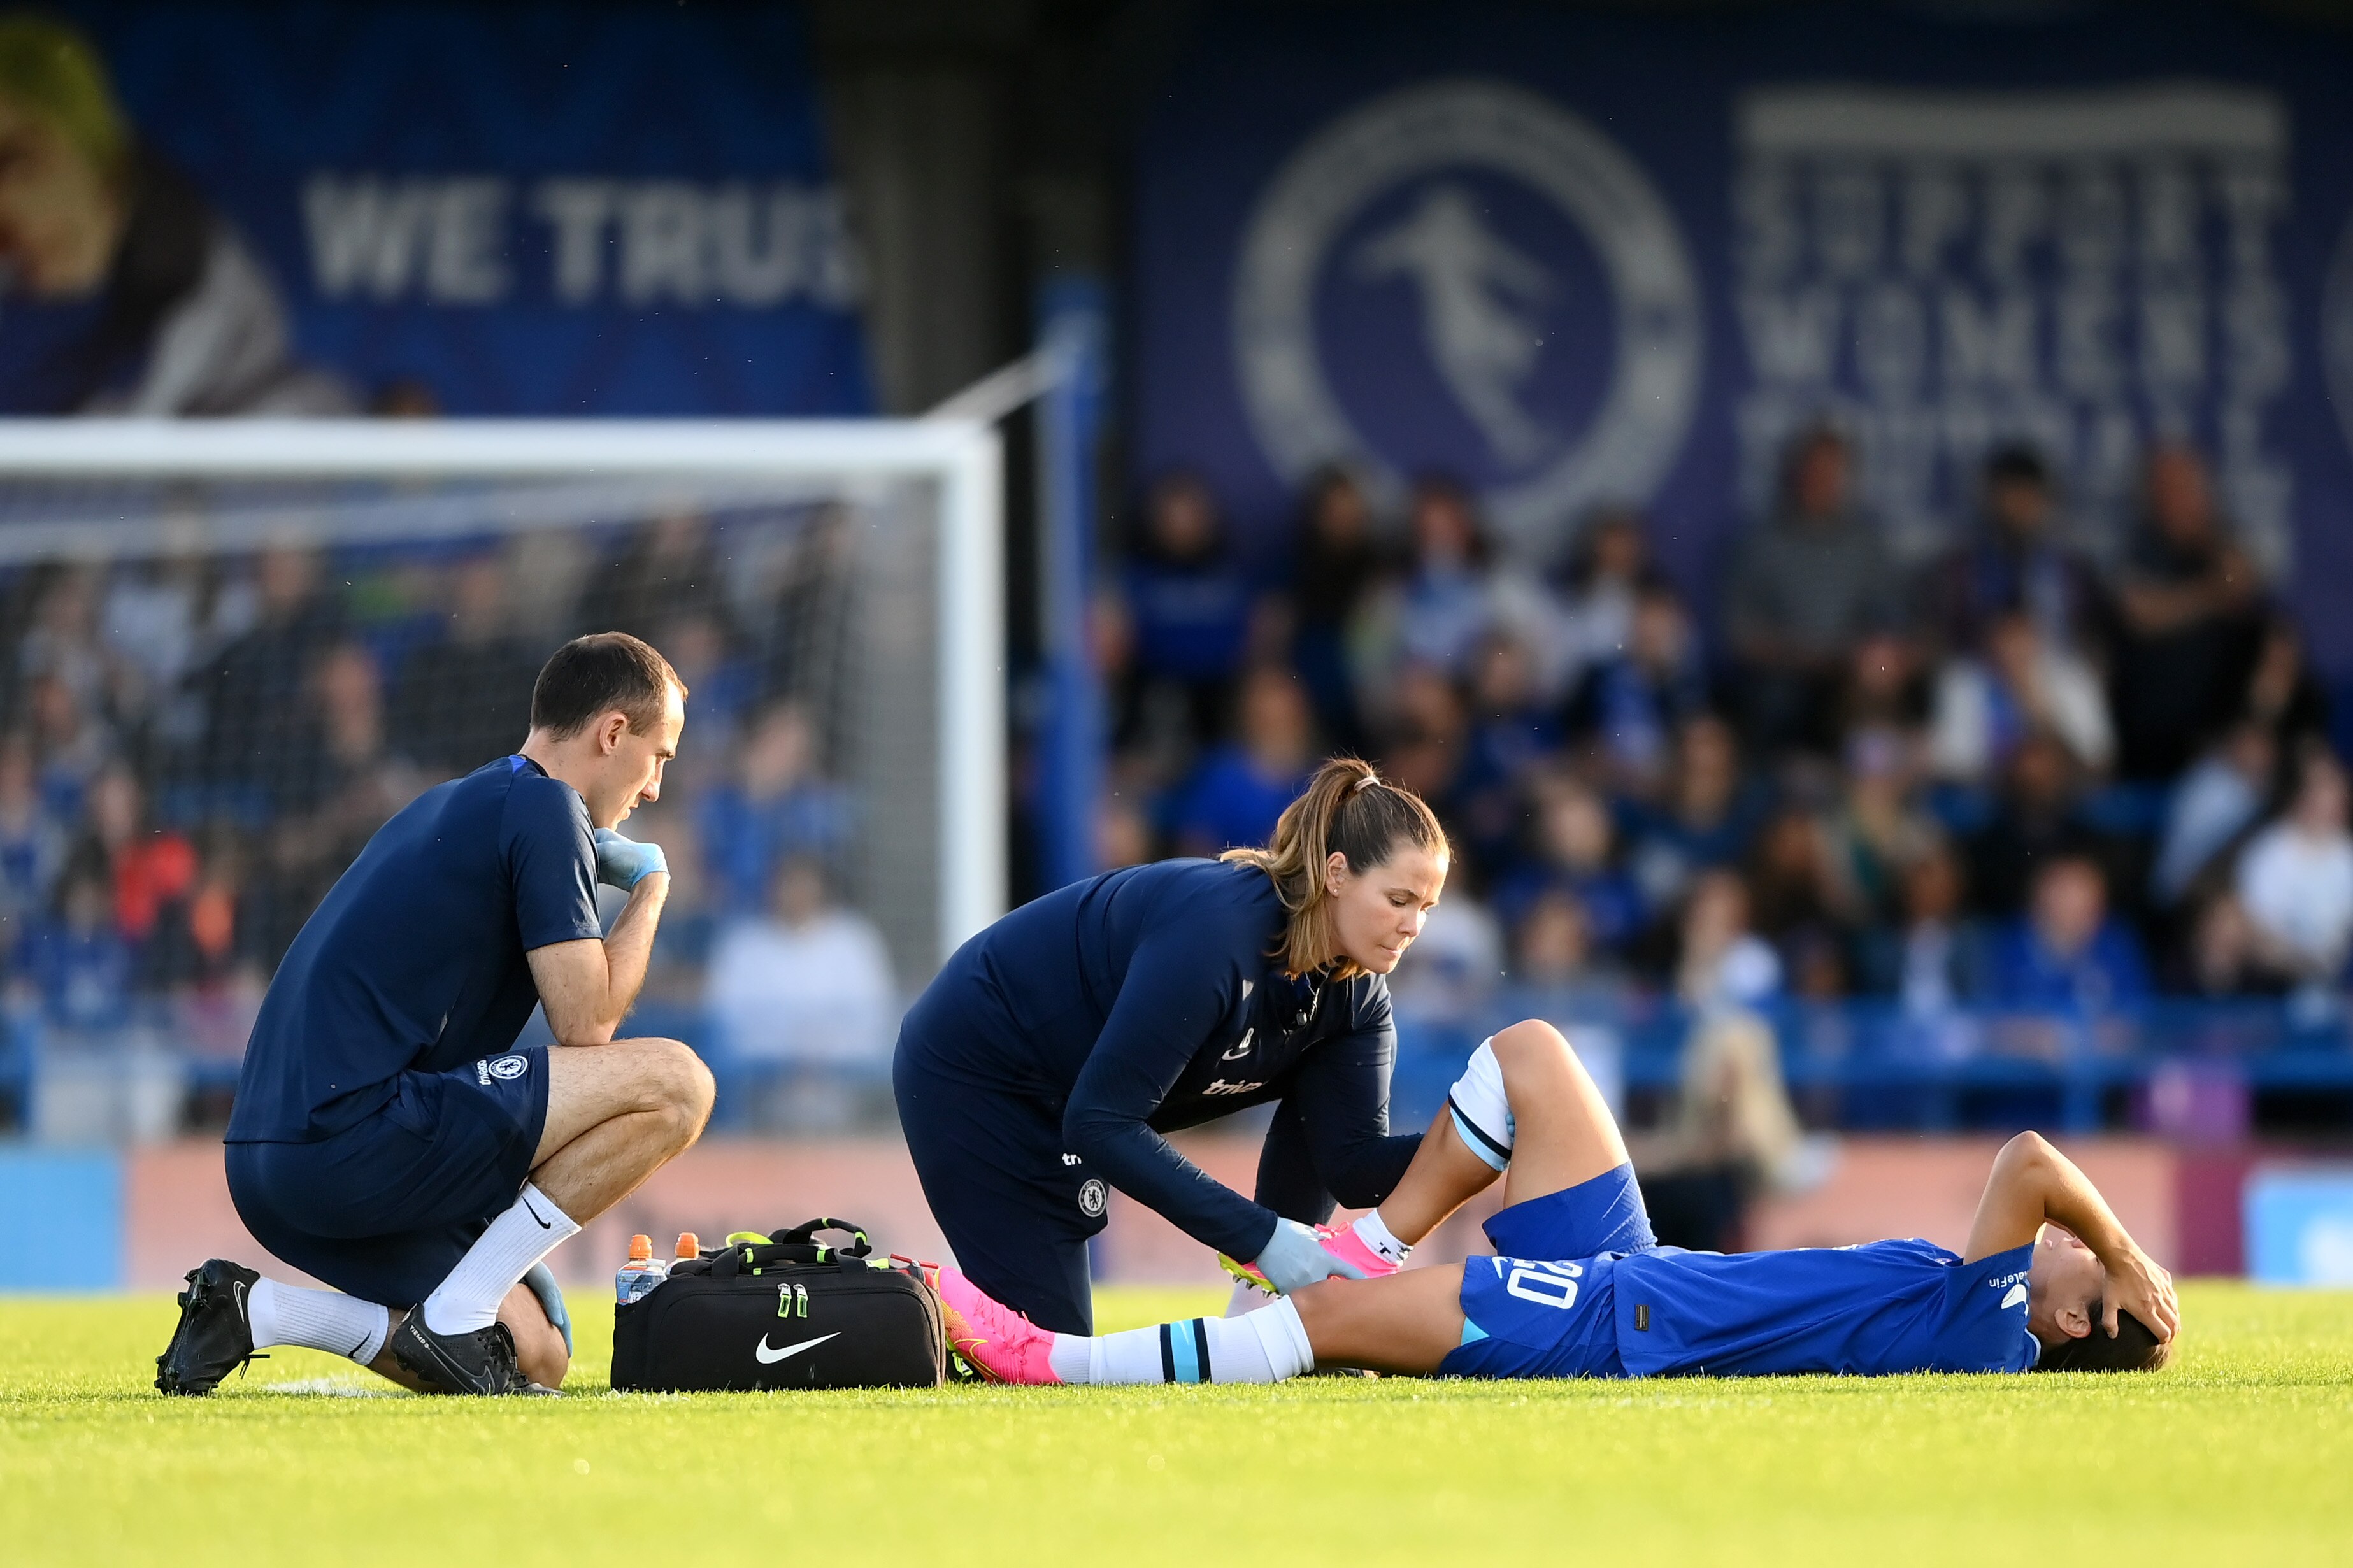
[2102,1244,2178,1343]
[592,827,668,890]
[1253,1217,1368,1294]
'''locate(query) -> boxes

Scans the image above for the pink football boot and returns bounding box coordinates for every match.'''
[1218,1222,1398,1295]
[923,1263,1062,1385]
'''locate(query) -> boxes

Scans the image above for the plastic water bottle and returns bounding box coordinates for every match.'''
[616,1234,669,1304]
[674,1232,701,1263]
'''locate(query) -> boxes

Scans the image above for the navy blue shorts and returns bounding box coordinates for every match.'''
[1437,1163,1657,1380]
[225,1045,550,1308]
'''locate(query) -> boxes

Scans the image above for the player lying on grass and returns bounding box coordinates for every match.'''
[933,1018,2179,1385]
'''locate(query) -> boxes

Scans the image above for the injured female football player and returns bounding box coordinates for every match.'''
[929,1018,2179,1385]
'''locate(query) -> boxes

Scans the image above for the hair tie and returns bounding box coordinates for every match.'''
[1352,773,1379,794]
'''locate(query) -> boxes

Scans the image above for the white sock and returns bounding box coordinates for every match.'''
[1224,1278,1272,1317]
[248,1278,391,1365]
[1048,1298,1315,1386]
[1448,1037,1515,1171]
[420,1183,580,1336]
[1352,1209,1412,1266]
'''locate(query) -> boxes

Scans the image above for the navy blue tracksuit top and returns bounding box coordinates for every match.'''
[903,858,1422,1259]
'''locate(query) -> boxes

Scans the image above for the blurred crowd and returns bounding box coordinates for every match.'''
[0,506,901,1128]
[1098,428,2349,1029]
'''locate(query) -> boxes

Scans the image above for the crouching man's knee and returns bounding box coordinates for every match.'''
[648,1038,715,1144]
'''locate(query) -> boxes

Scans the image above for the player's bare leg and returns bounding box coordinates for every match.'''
[1288,1265,1469,1374]
[1376,1018,1629,1244]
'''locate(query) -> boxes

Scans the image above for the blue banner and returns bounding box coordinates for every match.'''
[2,3,870,414]
[1134,1,2353,671]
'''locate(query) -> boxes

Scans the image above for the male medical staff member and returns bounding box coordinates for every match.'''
[157,632,709,1396]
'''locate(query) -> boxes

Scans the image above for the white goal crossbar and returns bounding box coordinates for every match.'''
[0,417,1007,964]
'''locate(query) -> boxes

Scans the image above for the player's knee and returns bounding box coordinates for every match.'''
[1487,1018,1575,1081]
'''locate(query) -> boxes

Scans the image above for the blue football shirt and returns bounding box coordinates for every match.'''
[1611,1239,2041,1377]
[225,755,605,1143]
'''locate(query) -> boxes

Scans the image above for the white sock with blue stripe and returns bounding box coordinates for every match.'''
[1448,1037,1515,1171]
[1047,1297,1314,1385]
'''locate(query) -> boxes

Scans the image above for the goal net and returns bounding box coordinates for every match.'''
[0,420,1001,1131]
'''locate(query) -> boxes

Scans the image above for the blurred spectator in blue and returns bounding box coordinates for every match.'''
[1543,506,1671,702]
[1495,773,1645,955]
[1854,838,1989,1016]
[2233,748,2353,990]
[14,567,110,718]
[1624,713,1766,911]
[27,669,112,823]
[1927,609,2113,785]
[696,700,854,916]
[1918,444,2107,661]
[650,611,755,750]
[1509,887,1629,1004]
[1987,854,2149,1013]
[193,545,340,814]
[1455,631,1561,873]
[2150,721,2275,909]
[390,552,543,778]
[704,857,898,1074]
[1965,730,2101,919]
[2110,443,2264,780]
[1745,806,1847,997]
[0,732,65,951]
[1724,425,1898,755]
[13,864,132,1030]
[1563,585,1708,799]
[1363,476,1550,691]
[1673,868,1781,1008]
[1820,727,1938,929]
[1112,472,1259,754]
[1377,663,1470,822]
[1284,466,1382,753]
[1164,665,1315,858]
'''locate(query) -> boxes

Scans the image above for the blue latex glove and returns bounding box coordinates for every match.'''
[592,827,668,890]
[1252,1217,1368,1294]
[522,1260,573,1357]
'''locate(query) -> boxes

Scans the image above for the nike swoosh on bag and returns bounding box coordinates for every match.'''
[754,1332,840,1364]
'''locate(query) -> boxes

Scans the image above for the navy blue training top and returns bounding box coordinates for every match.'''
[225,755,604,1143]
[1600,1239,2040,1376]
[908,857,1421,1259]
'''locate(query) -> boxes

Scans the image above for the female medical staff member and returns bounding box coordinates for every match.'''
[894,759,1450,1333]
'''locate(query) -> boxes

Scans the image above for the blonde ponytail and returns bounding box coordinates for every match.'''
[1223,757,1449,978]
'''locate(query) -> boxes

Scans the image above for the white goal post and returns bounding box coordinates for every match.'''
[0,417,1006,971]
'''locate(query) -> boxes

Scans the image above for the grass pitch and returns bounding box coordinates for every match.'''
[2,1283,2349,1565]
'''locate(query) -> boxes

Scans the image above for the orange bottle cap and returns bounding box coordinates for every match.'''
[627,1234,653,1262]
[675,1232,701,1258]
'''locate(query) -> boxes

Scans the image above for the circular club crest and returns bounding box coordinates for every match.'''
[488,1055,530,1081]
[1076,1178,1108,1219]
[1233,79,1701,544]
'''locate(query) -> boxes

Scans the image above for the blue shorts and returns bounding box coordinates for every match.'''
[225,1046,550,1308]
[1436,1162,1657,1380]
